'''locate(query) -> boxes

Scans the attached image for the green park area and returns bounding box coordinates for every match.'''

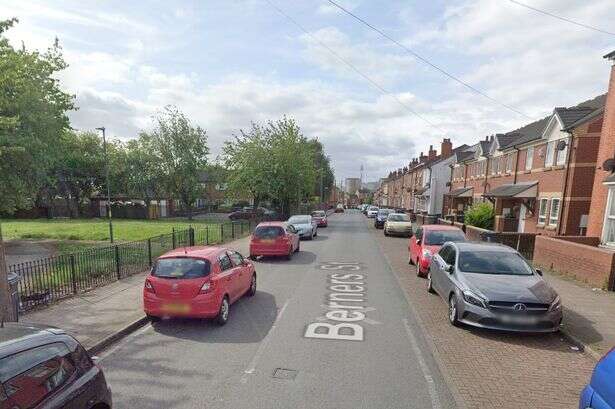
[2,218,223,243]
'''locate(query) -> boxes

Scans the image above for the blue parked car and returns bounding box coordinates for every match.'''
[580,348,615,409]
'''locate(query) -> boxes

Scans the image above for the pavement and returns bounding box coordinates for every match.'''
[97,210,458,409]
[16,210,615,408]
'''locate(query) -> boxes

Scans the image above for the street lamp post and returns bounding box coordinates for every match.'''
[96,127,114,243]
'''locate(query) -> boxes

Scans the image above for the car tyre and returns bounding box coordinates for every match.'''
[247,274,257,297]
[314,229,317,237]
[286,247,293,260]
[294,242,300,253]
[249,254,257,261]
[147,314,161,323]
[216,296,230,326]
[448,294,460,327]
[384,228,389,236]
[427,272,435,294]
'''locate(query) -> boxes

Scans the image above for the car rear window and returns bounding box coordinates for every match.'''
[254,226,284,239]
[153,257,211,279]
[388,214,410,221]
[424,230,466,245]
[458,251,533,275]
[311,211,325,217]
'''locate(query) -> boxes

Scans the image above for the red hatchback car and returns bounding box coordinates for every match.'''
[249,222,300,260]
[311,210,328,227]
[409,225,466,277]
[143,246,256,325]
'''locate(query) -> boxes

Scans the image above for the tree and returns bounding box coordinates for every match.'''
[223,117,324,219]
[124,135,165,215]
[308,139,334,202]
[143,106,208,220]
[0,18,75,215]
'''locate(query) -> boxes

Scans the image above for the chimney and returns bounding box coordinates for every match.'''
[489,135,494,142]
[441,138,453,157]
[485,135,489,142]
[419,152,427,163]
[428,145,437,160]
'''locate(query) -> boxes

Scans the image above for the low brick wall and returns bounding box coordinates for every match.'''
[534,235,615,290]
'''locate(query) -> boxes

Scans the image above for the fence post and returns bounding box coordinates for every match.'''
[69,254,77,294]
[206,225,209,245]
[232,223,235,240]
[189,227,195,246]
[147,238,152,267]
[172,228,176,249]
[221,224,224,243]
[114,246,121,280]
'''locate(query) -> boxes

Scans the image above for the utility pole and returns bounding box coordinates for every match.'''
[96,127,114,243]
[0,221,15,322]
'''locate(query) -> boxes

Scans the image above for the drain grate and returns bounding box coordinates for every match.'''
[272,368,298,380]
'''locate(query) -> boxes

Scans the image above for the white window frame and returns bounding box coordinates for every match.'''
[491,158,498,175]
[555,139,568,166]
[538,198,548,224]
[601,186,615,246]
[506,154,513,173]
[549,198,561,226]
[545,141,555,167]
[525,147,534,171]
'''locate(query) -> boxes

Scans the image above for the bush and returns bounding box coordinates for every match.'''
[464,202,494,230]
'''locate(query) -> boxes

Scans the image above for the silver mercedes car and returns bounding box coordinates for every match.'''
[427,242,562,333]
[287,215,317,240]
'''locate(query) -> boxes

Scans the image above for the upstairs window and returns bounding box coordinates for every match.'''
[549,198,561,226]
[506,154,513,173]
[525,147,534,171]
[545,142,555,167]
[538,198,548,224]
[555,140,568,166]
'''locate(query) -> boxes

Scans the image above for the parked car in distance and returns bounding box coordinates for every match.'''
[249,222,300,260]
[143,246,257,325]
[374,208,394,229]
[580,347,615,409]
[311,210,328,227]
[367,206,379,218]
[0,323,113,409]
[409,224,466,277]
[335,203,345,213]
[228,206,277,221]
[427,242,562,333]
[384,213,413,237]
[288,215,317,239]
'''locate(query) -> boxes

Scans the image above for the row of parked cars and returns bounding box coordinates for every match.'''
[360,204,613,408]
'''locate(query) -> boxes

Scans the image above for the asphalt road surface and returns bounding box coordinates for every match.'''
[100,210,458,409]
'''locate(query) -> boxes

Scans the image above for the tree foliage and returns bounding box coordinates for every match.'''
[141,106,209,219]
[223,117,333,218]
[464,201,494,230]
[0,18,75,214]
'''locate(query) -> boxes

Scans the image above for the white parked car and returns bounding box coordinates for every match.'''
[367,206,379,218]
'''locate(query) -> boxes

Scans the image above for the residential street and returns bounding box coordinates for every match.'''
[99,211,458,409]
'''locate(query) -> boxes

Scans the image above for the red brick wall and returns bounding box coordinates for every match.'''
[587,63,615,237]
[534,235,615,289]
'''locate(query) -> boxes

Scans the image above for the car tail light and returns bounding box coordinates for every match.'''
[144,279,155,294]
[200,280,214,294]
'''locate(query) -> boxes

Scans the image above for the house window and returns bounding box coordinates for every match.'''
[549,198,561,226]
[525,147,534,171]
[538,198,548,224]
[491,158,498,175]
[555,139,568,166]
[506,154,513,173]
[545,141,555,167]
[602,187,615,246]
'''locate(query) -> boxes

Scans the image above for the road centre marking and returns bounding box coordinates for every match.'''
[304,262,371,341]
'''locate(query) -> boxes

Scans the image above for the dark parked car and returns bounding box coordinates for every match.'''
[374,208,393,229]
[228,206,277,221]
[0,323,112,409]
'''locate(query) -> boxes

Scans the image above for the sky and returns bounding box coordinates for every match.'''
[1,0,614,183]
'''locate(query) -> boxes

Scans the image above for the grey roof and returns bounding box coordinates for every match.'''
[455,149,475,163]
[498,94,606,149]
[479,140,492,154]
[562,107,604,131]
[494,133,516,148]
[483,182,537,198]
[555,106,596,128]
[605,50,615,60]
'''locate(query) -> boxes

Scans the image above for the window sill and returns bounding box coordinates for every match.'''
[553,165,565,170]
[544,166,553,172]
[537,222,546,228]
[522,170,531,174]
[545,224,557,230]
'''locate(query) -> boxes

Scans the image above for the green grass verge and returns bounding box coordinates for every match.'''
[2,218,226,242]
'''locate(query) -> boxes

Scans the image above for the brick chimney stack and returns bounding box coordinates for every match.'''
[586,50,615,237]
[428,145,437,160]
[419,152,427,163]
[441,138,453,157]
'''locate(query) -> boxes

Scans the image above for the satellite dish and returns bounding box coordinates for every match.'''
[556,140,568,151]
[603,158,615,172]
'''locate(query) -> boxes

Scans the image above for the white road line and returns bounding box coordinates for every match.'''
[403,318,442,409]
[240,298,290,383]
